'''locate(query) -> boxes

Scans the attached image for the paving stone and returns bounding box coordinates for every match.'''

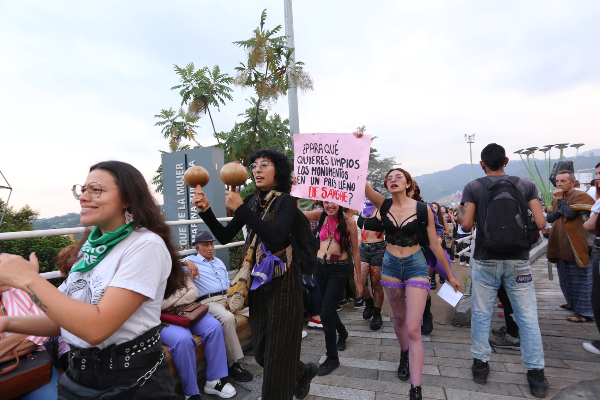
[552,379,600,400]
[422,355,507,372]
[379,348,436,362]
[308,383,375,400]
[517,385,561,399]
[562,359,600,370]
[422,341,472,351]
[326,365,379,380]
[301,342,381,360]
[317,355,440,375]
[437,366,578,389]
[429,336,472,345]
[444,388,528,399]
[313,374,446,399]
[503,363,600,380]
[379,371,526,397]
[338,311,391,322]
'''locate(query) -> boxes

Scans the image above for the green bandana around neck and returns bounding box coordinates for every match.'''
[69,223,136,275]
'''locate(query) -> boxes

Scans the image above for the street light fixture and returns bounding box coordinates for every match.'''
[464,134,475,181]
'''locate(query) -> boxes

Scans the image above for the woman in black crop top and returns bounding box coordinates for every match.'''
[357,197,386,330]
[360,154,461,400]
[192,150,318,400]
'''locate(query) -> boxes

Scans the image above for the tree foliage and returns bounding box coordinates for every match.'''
[172,64,234,134]
[154,8,312,195]
[154,108,202,147]
[233,9,313,122]
[214,98,292,166]
[0,198,74,282]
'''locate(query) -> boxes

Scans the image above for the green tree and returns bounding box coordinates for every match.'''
[154,108,202,147]
[233,9,313,134]
[0,198,74,284]
[215,99,292,166]
[0,198,38,233]
[172,64,234,136]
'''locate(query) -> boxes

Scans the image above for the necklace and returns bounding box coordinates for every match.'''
[323,215,338,264]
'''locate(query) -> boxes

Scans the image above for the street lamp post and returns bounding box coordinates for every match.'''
[465,134,476,181]
[284,0,299,147]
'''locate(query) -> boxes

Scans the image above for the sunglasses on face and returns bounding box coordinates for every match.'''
[72,182,117,200]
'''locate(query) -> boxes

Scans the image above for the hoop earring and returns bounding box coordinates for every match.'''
[125,210,134,224]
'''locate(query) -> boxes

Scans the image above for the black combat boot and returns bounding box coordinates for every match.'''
[397,349,410,381]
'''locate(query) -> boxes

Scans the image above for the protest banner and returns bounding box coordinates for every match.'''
[291,133,372,210]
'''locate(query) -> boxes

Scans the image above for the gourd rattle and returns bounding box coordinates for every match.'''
[220,162,248,215]
[184,166,210,209]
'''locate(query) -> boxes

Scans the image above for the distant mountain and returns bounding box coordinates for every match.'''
[33,213,83,230]
[414,150,600,205]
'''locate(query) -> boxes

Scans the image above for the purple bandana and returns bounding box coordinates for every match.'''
[250,242,285,290]
[362,198,375,217]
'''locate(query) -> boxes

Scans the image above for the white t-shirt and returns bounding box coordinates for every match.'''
[60,228,171,349]
[587,186,597,199]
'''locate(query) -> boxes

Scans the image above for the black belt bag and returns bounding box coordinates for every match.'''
[57,351,164,400]
[57,327,164,400]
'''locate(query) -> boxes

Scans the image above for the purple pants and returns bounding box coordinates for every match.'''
[427,246,455,281]
[161,314,228,396]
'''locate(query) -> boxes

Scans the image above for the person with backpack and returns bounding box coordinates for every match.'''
[356,146,460,399]
[192,149,318,400]
[457,143,549,398]
[302,201,363,376]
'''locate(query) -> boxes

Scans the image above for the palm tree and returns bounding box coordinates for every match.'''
[154,108,201,147]
[233,9,313,133]
[172,63,234,136]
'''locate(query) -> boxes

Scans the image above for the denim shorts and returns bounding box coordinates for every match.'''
[382,249,428,280]
[359,241,386,266]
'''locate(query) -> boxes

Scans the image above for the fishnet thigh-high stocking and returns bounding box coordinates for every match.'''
[382,280,408,351]
[358,262,373,300]
[371,265,384,308]
[404,279,430,387]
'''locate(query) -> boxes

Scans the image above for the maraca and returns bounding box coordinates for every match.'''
[184,166,210,209]
[220,162,249,215]
[220,162,248,192]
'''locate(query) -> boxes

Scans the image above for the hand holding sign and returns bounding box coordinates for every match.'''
[291,133,372,210]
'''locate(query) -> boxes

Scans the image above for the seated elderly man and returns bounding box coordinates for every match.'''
[182,231,253,382]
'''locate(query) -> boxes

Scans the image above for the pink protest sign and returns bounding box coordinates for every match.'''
[291,133,372,210]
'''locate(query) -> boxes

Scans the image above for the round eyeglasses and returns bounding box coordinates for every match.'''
[249,161,274,171]
[72,182,117,200]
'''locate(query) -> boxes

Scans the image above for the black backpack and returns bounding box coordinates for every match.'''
[475,176,533,252]
[380,199,430,250]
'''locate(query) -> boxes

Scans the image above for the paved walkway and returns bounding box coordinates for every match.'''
[203,255,600,399]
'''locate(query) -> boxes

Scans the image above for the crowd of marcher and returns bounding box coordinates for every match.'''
[0,139,599,400]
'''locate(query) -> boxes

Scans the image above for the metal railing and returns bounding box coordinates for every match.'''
[455,234,475,294]
[0,218,246,280]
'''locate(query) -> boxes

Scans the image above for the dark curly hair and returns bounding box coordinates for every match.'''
[249,149,292,193]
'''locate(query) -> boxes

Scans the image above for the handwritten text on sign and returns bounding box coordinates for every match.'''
[291,133,372,210]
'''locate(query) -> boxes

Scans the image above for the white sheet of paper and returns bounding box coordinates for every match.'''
[437,283,463,307]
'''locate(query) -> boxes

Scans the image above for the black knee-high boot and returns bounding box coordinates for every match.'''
[421,298,433,335]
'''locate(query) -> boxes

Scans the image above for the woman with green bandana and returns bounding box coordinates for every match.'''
[0,161,186,399]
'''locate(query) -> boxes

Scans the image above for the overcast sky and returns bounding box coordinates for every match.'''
[1,0,599,218]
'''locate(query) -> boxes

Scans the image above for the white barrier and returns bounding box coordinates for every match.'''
[2,218,246,280]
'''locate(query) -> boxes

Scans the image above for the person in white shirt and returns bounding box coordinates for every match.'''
[0,161,186,399]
